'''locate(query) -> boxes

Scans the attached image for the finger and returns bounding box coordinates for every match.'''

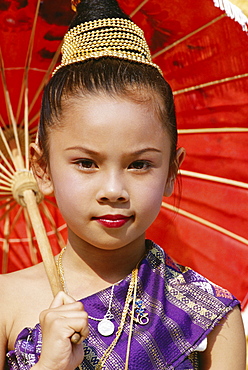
[59,316,89,341]
[50,291,76,308]
[40,305,88,324]
[48,301,85,315]
[71,320,89,344]
[40,312,88,341]
[72,320,90,344]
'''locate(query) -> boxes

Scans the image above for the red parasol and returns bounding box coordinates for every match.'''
[0,0,247,308]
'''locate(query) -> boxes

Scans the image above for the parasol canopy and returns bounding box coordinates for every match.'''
[0,0,247,307]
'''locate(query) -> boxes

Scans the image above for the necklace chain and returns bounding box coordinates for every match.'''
[89,284,115,322]
[96,267,138,370]
[56,247,115,322]
[56,247,68,293]
[56,246,138,369]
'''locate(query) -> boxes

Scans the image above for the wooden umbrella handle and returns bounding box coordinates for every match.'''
[23,189,62,296]
[23,189,81,344]
[2,79,80,342]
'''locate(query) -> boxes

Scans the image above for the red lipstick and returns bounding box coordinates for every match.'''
[93,214,132,228]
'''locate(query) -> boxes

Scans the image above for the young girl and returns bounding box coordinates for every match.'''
[0,0,246,369]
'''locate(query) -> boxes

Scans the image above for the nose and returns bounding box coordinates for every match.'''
[96,171,130,203]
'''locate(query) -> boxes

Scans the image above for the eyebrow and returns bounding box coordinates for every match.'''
[65,146,162,156]
[131,148,162,155]
[65,146,100,155]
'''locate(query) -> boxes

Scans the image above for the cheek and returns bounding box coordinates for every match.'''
[52,173,94,216]
[51,174,79,212]
[51,164,79,196]
[136,180,165,218]
[136,193,163,234]
[52,181,72,204]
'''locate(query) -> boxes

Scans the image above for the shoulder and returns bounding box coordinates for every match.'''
[0,262,52,317]
[0,262,54,309]
[0,263,54,349]
[156,244,245,367]
[0,262,51,300]
[152,242,239,308]
[199,306,246,369]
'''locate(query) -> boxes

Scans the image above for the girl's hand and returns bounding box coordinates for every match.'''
[34,291,88,370]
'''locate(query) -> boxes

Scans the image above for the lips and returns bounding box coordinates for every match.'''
[92,214,132,228]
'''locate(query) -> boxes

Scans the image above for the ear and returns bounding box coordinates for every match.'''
[30,143,54,196]
[164,147,185,197]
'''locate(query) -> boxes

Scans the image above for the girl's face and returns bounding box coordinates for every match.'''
[38,93,181,252]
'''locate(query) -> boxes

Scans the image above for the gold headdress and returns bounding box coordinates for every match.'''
[53,9,162,75]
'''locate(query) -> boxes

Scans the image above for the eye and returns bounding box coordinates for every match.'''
[128,160,153,171]
[74,159,98,170]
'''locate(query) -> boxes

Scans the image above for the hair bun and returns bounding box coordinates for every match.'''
[70,0,129,29]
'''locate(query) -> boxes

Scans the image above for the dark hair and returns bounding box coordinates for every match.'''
[70,0,130,28]
[38,0,179,176]
[39,59,178,170]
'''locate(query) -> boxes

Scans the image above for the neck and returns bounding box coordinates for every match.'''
[59,234,147,299]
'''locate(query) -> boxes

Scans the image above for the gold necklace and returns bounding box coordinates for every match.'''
[56,247,116,336]
[96,267,138,370]
[56,247,68,293]
[56,247,139,369]
[57,247,115,337]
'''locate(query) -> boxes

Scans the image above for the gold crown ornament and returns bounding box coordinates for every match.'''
[71,0,80,12]
[52,16,162,75]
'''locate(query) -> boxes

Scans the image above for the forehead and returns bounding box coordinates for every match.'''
[59,92,164,134]
[61,84,165,121]
[48,93,171,154]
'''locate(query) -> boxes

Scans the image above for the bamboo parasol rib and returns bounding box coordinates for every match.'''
[152,14,226,59]
[174,73,248,95]
[0,2,82,342]
[0,125,62,294]
[178,127,248,134]
[180,170,248,189]
[129,0,149,18]
[16,0,41,124]
[162,202,248,246]
[0,5,63,296]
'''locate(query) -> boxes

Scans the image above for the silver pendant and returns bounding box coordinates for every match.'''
[97,319,115,336]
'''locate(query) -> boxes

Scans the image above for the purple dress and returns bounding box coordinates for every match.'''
[6,241,239,369]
